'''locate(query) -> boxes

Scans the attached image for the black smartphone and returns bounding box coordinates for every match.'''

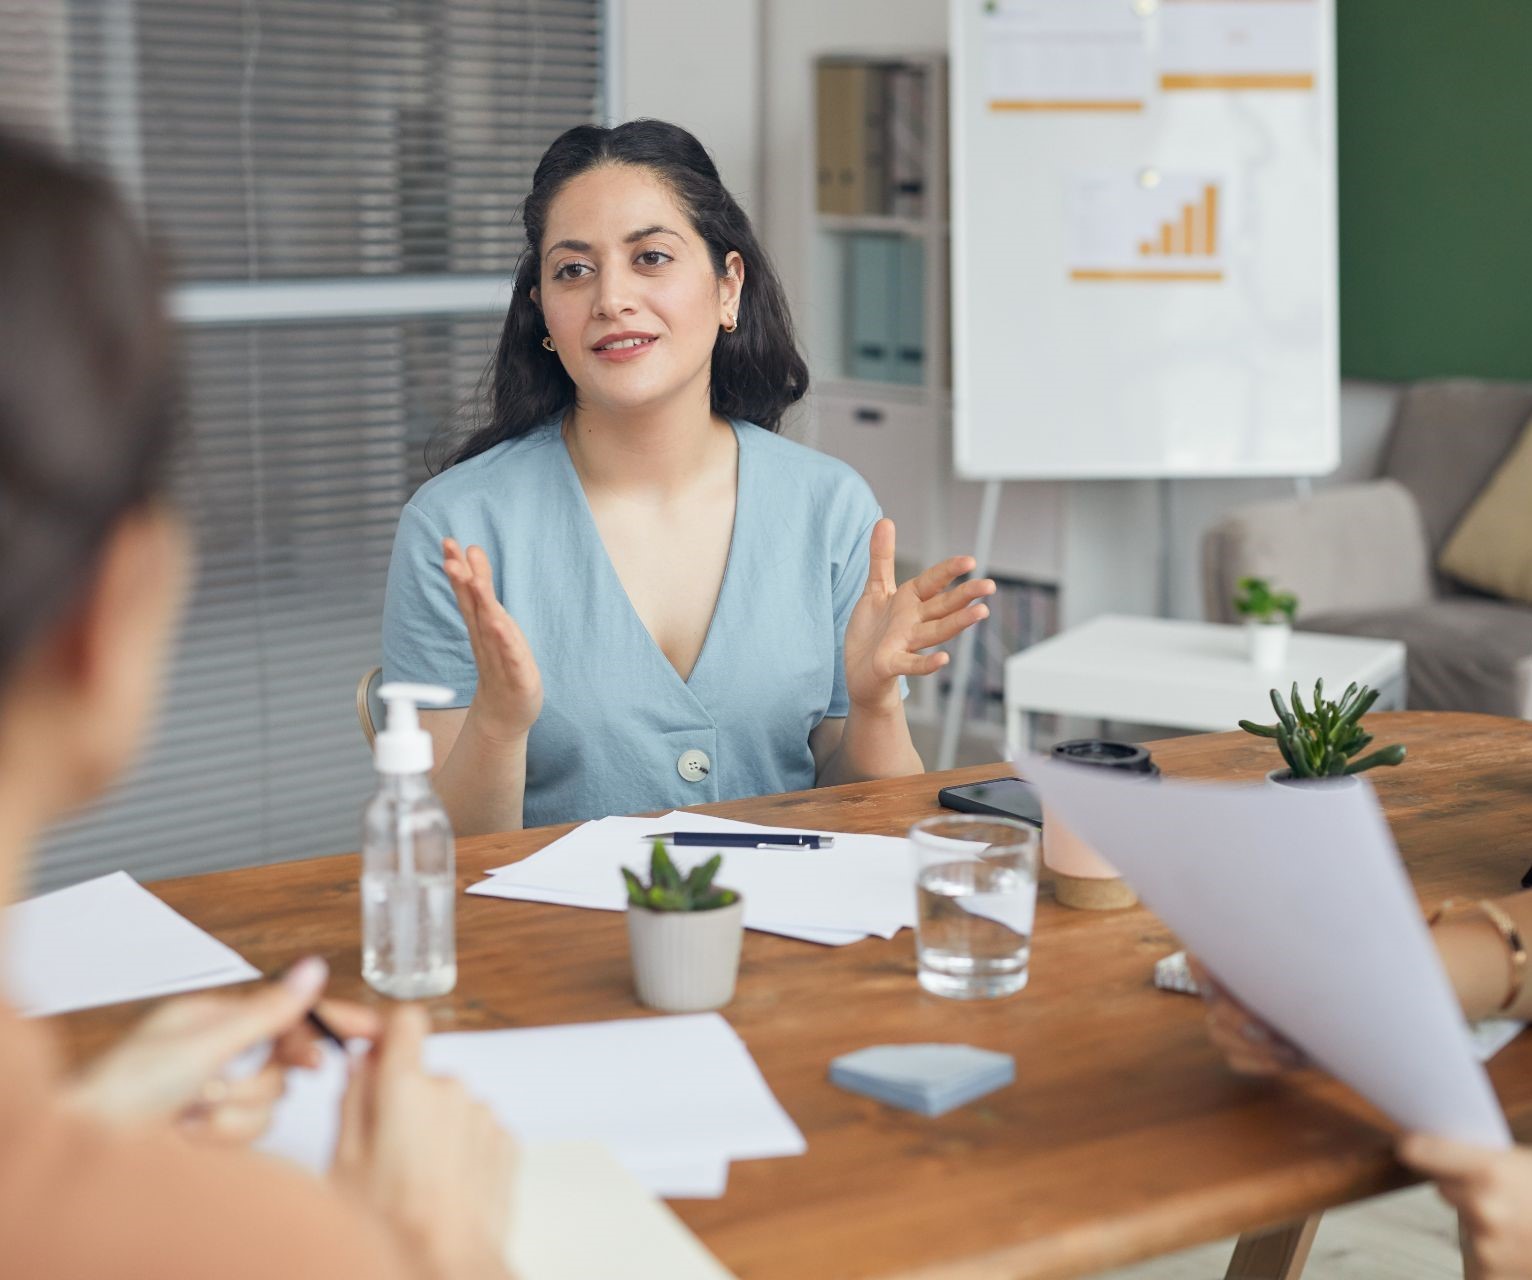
[937,777,1044,828]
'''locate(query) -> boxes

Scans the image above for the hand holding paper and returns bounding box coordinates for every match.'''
[1023,753,1512,1148]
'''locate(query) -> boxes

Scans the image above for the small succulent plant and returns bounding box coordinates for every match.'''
[1239,679,1406,778]
[622,841,739,912]
[1234,576,1298,625]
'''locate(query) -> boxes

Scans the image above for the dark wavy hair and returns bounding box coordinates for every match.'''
[434,119,808,469]
[0,129,177,687]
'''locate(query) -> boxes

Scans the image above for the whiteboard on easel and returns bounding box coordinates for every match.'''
[949,0,1339,479]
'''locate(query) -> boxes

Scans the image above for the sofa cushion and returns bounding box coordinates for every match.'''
[1439,415,1532,605]
[1301,598,1532,717]
[1381,379,1532,563]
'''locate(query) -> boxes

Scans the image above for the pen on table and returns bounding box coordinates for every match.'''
[645,831,835,850]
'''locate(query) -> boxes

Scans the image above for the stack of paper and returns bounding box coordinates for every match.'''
[3,871,260,1017]
[257,1012,805,1200]
[469,811,916,946]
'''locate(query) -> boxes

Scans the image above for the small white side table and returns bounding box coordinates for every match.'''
[1003,614,1407,755]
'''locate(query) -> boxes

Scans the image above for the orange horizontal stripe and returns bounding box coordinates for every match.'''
[1070,269,1225,282]
[988,99,1144,112]
[1160,73,1314,90]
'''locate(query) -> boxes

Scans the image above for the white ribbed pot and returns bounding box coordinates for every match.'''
[626,897,745,1013]
[1246,620,1292,668]
[1265,768,1361,791]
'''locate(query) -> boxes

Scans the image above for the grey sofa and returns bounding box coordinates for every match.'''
[1203,379,1532,718]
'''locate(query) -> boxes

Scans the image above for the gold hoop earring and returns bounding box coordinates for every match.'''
[722,317,737,334]
[541,335,556,352]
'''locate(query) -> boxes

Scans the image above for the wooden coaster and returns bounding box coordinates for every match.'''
[1053,870,1139,911]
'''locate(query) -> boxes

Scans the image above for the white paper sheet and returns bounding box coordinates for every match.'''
[475,811,914,941]
[1023,756,1511,1148]
[509,1143,736,1279]
[466,879,871,948]
[3,871,260,1017]
[983,0,1152,111]
[1159,0,1320,89]
[256,1012,803,1199]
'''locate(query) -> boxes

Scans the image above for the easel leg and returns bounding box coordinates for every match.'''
[1223,1215,1321,1279]
[937,478,1003,772]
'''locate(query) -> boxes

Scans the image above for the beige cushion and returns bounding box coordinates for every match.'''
[1439,414,1532,604]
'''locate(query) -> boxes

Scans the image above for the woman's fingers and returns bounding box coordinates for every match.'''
[912,601,990,651]
[910,555,980,601]
[1398,1132,1497,1183]
[885,650,949,678]
[271,998,382,1070]
[921,576,997,622]
[863,518,898,596]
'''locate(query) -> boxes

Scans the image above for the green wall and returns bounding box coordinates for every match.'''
[1338,1,1532,379]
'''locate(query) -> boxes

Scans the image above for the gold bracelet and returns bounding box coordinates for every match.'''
[1429,897,1529,1013]
[1477,898,1529,1013]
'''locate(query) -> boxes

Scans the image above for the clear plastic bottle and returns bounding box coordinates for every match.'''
[362,683,457,999]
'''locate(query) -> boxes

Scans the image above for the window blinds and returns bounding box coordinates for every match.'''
[0,1,604,891]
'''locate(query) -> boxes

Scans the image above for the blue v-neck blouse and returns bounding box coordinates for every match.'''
[381,419,883,827]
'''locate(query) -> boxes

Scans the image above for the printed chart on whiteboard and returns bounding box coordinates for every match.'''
[952,0,1337,480]
[1069,172,1228,283]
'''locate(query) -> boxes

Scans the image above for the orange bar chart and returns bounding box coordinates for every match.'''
[1138,184,1220,260]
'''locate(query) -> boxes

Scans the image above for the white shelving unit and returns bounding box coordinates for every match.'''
[804,52,951,728]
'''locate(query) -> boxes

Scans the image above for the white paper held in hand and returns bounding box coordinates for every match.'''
[1021,753,1511,1148]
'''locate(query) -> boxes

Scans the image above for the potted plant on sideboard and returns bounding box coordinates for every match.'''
[1238,679,1407,786]
[623,842,744,1013]
[1234,575,1298,668]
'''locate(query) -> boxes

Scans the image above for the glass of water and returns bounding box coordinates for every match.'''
[909,815,1040,1000]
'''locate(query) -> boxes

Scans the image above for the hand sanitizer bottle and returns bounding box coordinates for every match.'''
[363,682,457,999]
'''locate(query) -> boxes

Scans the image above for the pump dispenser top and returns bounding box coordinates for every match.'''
[374,682,453,775]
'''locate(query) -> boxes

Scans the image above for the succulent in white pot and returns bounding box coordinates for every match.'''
[1233,576,1298,668]
[1239,679,1407,786]
[622,843,743,1014]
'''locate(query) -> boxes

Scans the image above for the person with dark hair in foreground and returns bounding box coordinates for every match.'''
[1195,891,1532,1279]
[0,130,517,1279]
[383,119,996,836]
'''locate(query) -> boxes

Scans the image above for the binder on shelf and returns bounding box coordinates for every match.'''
[894,238,925,386]
[815,62,841,214]
[817,62,858,215]
[838,63,872,215]
[847,234,899,383]
[885,65,926,218]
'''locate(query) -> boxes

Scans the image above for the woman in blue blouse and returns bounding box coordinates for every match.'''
[383,120,993,834]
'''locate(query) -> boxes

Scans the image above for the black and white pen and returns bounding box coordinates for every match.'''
[644,831,834,850]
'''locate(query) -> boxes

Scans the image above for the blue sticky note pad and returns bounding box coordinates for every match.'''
[829,1044,1015,1117]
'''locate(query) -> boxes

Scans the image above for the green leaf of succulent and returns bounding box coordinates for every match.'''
[1238,719,1281,739]
[621,867,647,907]
[1343,744,1407,774]
[650,841,683,893]
[683,854,722,899]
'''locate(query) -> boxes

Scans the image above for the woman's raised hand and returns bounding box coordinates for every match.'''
[441,538,543,740]
[842,519,995,714]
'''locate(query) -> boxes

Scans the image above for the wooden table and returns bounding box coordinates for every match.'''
[56,712,1532,1279]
